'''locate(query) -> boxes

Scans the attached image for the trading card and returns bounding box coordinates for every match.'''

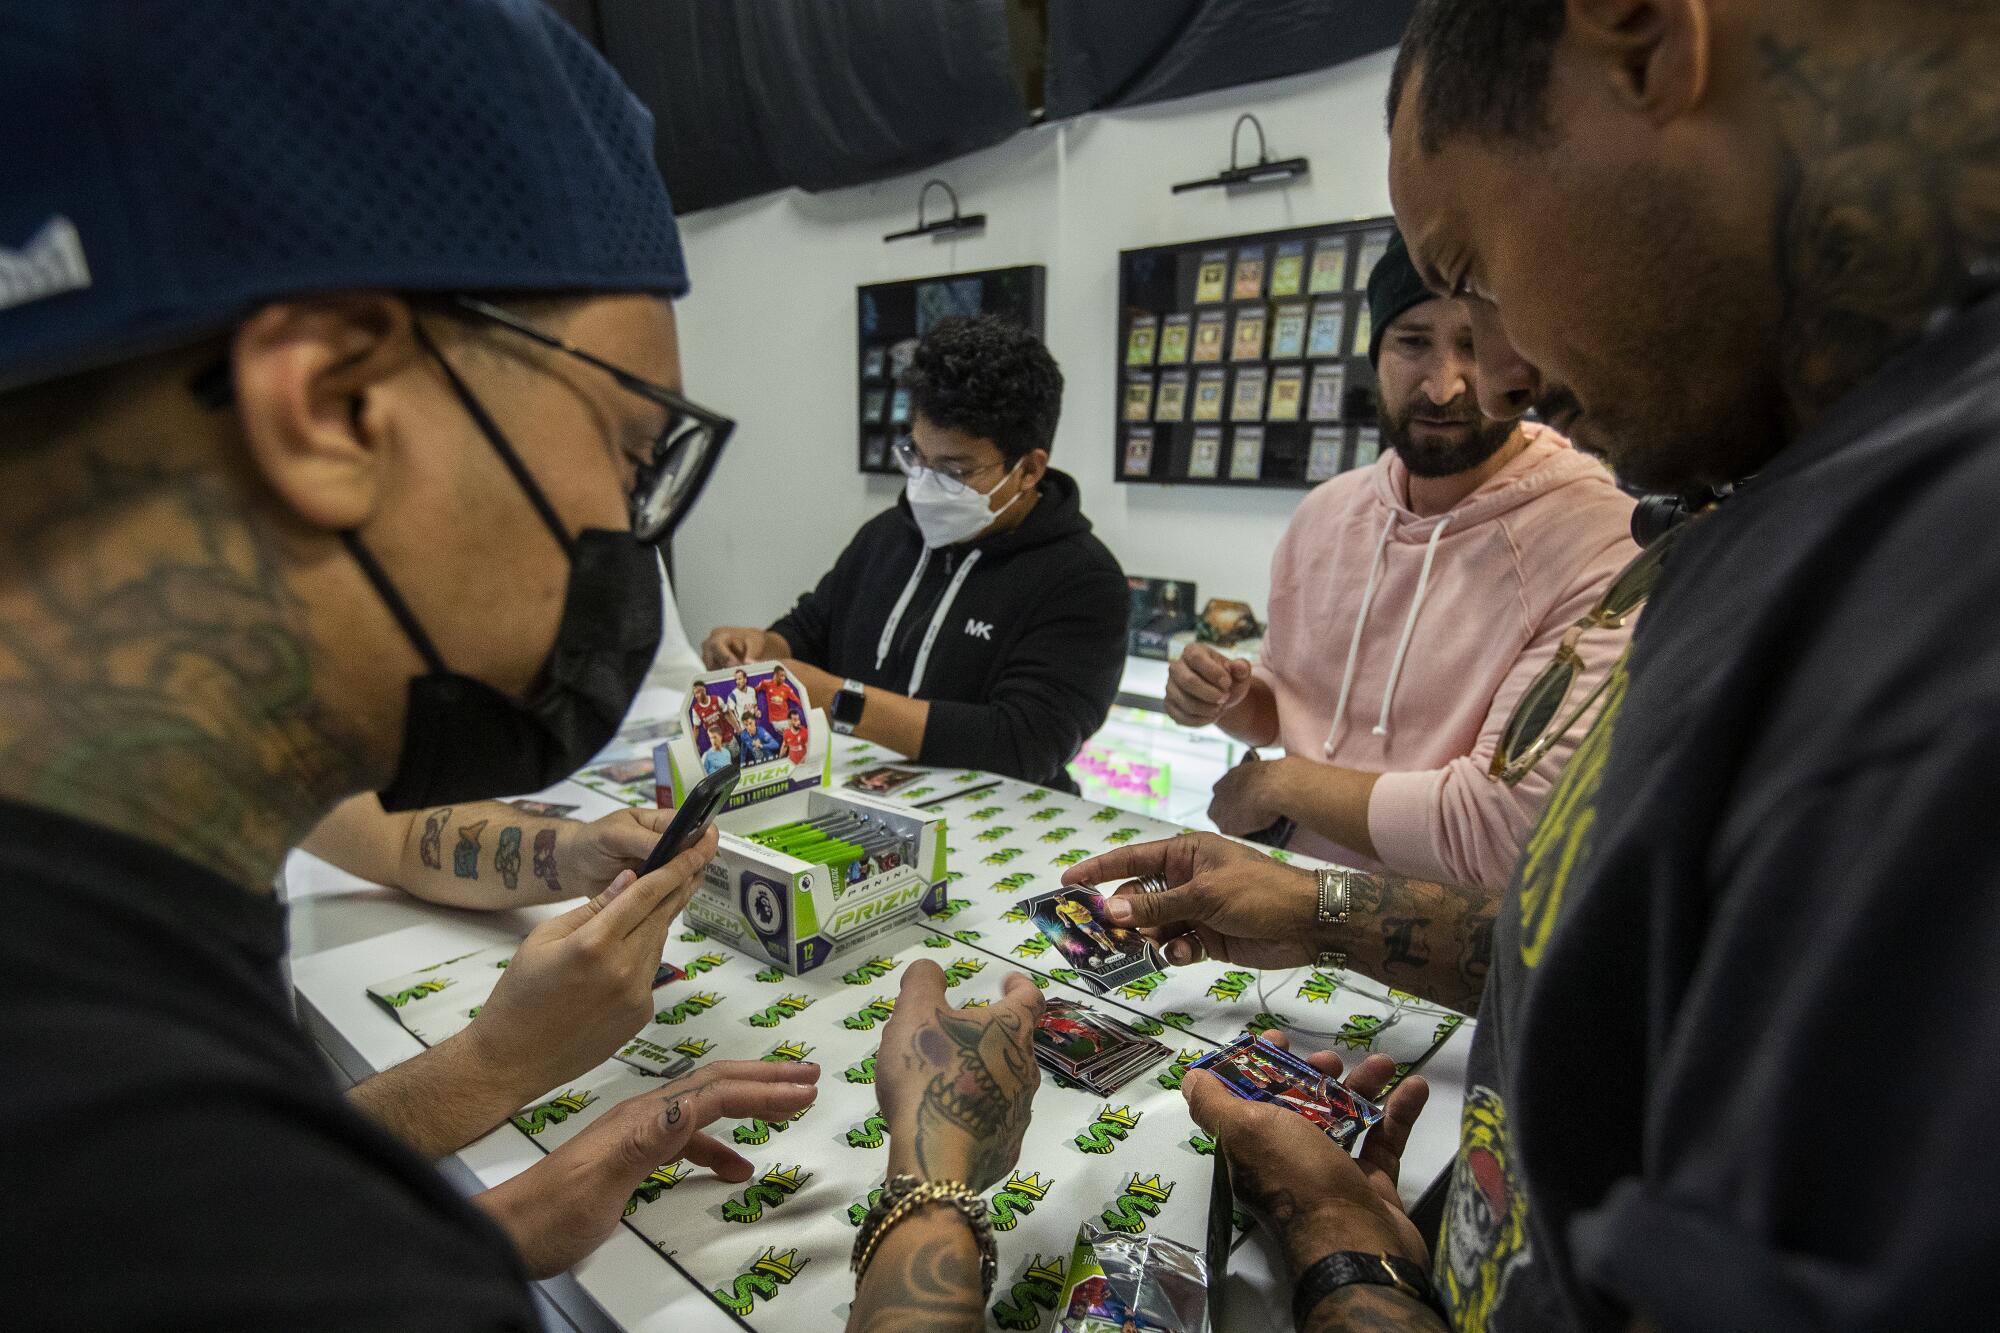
[1124,374,1156,423]
[1270,301,1308,361]
[1187,427,1223,480]
[862,345,887,380]
[1229,426,1265,481]
[507,799,579,818]
[863,433,889,470]
[1191,370,1227,423]
[1352,426,1382,469]
[1351,304,1373,359]
[1267,366,1305,423]
[1188,1034,1385,1148]
[1308,364,1347,422]
[1034,1000,1169,1090]
[1307,427,1347,482]
[1191,310,1228,363]
[1018,888,1165,993]
[847,765,924,794]
[1307,299,1346,359]
[1230,368,1267,423]
[1309,235,1352,294]
[1354,229,1393,290]
[1125,315,1159,367]
[1270,240,1307,298]
[1157,312,1193,365]
[890,387,912,425]
[589,758,656,786]
[1193,250,1230,303]
[653,961,688,987]
[1232,247,1267,301]
[1154,370,1189,423]
[862,388,887,422]
[1124,431,1155,478]
[1230,306,1267,362]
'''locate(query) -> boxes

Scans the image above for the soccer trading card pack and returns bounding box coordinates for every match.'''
[1307,427,1346,482]
[1157,312,1193,365]
[1229,427,1265,481]
[1229,306,1266,362]
[1354,228,1393,290]
[1231,247,1266,301]
[1266,366,1304,423]
[1269,240,1306,299]
[1308,364,1347,422]
[1124,431,1155,478]
[1033,998,1171,1094]
[1309,235,1351,294]
[1187,1035,1384,1149]
[1191,310,1227,363]
[1017,887,1166,994]
[1154,371,1189,423]
[1194,250,1230,303]
[1306,299,1346,359]
[1188,427,1223,480]
[1057,1222,1212,1333]
[1126,315,1160,367]
[1229,369,1266,423]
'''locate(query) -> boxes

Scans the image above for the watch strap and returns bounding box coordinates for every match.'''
[1292,1251,1442,1329]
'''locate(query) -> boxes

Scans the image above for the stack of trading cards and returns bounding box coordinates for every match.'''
[1034,999,1171,1095]
[1187,1035,1384,1149]
[749,810,916,896]
[1017,887,1167,995]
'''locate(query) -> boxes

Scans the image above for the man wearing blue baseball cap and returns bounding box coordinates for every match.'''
[0,1,830,1322]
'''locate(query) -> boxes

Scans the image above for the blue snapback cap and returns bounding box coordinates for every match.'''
[0,0,689,391]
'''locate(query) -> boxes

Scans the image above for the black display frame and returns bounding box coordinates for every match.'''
[1114,217,1395,490]
[855,264,1048,476]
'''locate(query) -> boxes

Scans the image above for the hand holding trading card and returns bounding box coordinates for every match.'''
[1183,1036,1430,1273]
[473,1059,819,1279]
[1060,831,1322,969]
[1018,887,1167,993]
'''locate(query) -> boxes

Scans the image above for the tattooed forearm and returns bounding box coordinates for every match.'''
[1302,1283,1448,1333]
[495,825,522,890]
[453,818,486,879]
[418,806,451,870]
[846,1207,985,1333]
[533,827,562,894]
[1758,25,2000,435]
[1322,874,1493,1014]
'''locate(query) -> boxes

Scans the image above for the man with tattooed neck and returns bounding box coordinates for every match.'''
[0,2,828,1324]
[1075,1,2000,1330]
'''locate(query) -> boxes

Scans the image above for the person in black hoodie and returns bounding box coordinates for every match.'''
[702,316,1127,790]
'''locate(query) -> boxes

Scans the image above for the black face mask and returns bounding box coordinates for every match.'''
[354,328,663,812]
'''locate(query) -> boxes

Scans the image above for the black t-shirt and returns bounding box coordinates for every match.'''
[0,800,537,1328]
[1437,288,2000,1331]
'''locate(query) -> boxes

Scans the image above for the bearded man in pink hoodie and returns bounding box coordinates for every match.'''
[1167,229,1635,890]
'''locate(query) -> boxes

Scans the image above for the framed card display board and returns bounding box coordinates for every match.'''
[857,265,1047,476]
[1114,218,1393,488]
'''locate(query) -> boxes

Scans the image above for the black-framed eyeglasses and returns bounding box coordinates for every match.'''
[448,297,734,545]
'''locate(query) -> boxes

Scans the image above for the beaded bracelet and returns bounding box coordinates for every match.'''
[851,1174,998,1298]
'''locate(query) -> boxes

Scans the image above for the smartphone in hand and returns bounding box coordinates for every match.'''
[639,762,740,875]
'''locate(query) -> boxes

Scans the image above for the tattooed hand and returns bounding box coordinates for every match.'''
[475,1058,818,1279]
[1186,1035,1430,1275]
[874,961,1042,1192]
[465,826,719,1100]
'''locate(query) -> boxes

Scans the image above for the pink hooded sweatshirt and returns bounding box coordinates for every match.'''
[1253,424,1637,888]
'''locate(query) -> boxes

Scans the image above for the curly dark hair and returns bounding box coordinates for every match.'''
[900,315,1064,465]
[1388,0,1567,153]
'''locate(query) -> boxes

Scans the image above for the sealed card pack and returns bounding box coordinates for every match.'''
[1187,1034,1384,1149]
[1017,887,1165,994]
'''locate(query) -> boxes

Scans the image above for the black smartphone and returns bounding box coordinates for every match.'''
[639,761,740,876]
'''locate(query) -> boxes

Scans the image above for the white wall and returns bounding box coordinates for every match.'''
[669,49,1398,643]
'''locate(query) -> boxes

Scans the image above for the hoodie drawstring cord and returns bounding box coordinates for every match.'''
[1325,511,1397,753]
[1372,514,1453,738]
[906,549,982,695]
[874,549,932,672]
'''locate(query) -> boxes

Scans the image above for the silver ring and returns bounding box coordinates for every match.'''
[1137,875,1169,895]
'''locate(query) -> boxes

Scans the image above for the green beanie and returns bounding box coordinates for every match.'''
[1367,227,1436,367]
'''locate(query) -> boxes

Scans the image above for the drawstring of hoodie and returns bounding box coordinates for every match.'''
[873,546,984,695]
[875,549,932,672]
[1373,514,1452,737]
[1323,511,1453,751]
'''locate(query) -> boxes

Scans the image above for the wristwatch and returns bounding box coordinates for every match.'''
[1314,867,1351,972]
[830,678,867,735]
[1292,1251,1443,1329]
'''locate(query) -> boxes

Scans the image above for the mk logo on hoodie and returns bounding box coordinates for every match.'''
[964,619,995,640]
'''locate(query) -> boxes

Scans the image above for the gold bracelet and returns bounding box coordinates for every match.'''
[851,1175,997,1297]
